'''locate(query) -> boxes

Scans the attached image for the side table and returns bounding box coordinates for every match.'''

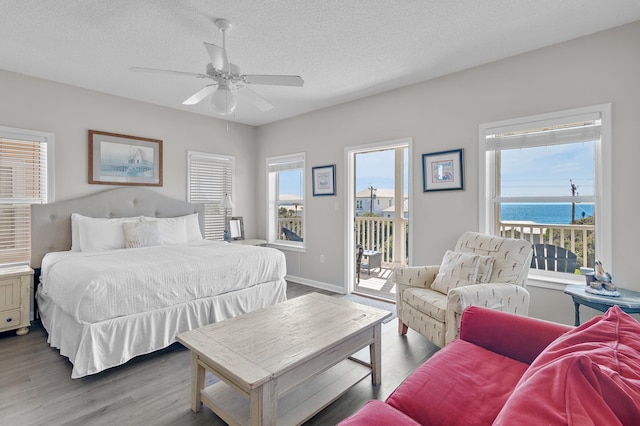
[0,265,34,335]
[564,284,640,326]
[361,250,382,275]
[229,238,267,247]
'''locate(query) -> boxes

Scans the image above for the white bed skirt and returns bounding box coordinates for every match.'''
[37,279,287,378]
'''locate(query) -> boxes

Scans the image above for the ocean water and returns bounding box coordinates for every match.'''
[501,203,594,225]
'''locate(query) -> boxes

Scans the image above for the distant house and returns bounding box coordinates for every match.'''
[355,188,407,218]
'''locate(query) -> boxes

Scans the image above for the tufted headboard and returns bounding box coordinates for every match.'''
[30,187,205,268]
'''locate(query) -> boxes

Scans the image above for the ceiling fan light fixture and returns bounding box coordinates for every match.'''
[211,84,237,116]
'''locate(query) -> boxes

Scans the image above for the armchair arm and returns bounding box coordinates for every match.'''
[394,266,439,322]
[458,306,572,365]
[393,266,439,303]
[444,283,531,345]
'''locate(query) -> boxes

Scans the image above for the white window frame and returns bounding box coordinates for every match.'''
[479,104,612,284]
[187,151,235,241]
[0,126,55,267]
[266,152,305,251]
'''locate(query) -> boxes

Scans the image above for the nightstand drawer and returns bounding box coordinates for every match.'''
[0,309,21,331]
[0,277,21,311]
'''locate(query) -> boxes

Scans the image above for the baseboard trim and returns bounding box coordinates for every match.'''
[285,275,345,295]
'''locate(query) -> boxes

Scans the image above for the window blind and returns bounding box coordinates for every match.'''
[485,118,601,151]
[188,152,233,240]
[267,154,305,173]
[0,137,48,266]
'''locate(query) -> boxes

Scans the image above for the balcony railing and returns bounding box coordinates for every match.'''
[278,218,304,239]
[277,217,593,270]
[355,216,408,266]
[499,221,594,268]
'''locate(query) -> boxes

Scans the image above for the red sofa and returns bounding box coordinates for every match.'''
[339,305,640,425]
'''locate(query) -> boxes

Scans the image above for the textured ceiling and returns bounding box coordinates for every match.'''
[1,1,639,126]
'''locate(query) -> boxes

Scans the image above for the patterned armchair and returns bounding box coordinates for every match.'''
[396,231,533,347]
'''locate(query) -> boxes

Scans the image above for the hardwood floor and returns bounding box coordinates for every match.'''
[0,282,438,425]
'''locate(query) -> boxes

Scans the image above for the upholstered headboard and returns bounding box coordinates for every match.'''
[30,187,205,268]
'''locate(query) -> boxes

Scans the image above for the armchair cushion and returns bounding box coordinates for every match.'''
[431,250,480,294]
[402,287,447,322]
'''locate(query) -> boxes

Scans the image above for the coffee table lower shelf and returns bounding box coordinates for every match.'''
[201,358,371,426]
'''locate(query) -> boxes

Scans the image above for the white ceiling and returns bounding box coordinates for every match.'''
[2,1,639,127]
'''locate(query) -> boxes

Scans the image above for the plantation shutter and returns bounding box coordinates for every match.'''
[0,135,49,266]
[188,152,233,240]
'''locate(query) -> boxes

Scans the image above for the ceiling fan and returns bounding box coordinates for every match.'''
[130,18,304,116]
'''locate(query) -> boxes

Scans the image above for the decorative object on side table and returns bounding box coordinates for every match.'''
[227,216,245,240]
[584,260,619,297]
[219,194,234,241]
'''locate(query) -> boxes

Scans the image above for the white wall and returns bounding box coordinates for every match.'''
[2,22,638,325]
[0,70,261,237]
[256,22,640,324]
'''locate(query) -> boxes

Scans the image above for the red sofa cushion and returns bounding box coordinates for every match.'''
[386,339,529,425]
[338,400,421,426]
[494,305,640,425]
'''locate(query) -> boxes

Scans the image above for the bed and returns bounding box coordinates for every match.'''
[31,187,287,378]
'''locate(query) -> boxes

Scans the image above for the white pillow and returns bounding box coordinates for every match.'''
[75,215,142,252]
[431,250,480,294]
[143,213,202,244]
[123,221,162,248]
[476,255,497,283]
[184,213,203,241]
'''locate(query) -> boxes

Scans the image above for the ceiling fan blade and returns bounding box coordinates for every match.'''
[130,67,207,79]
[204,42,229,72]
[229,63,241,75]
[239,87,274,111]
[182,84,218,105]
[243,74,304,87]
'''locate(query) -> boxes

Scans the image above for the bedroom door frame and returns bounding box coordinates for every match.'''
[344,137,413,294]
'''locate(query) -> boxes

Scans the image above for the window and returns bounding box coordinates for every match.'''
[479,104,611,278]
[266,153,305,247]
[356,200,363,209]
[188,151,234,240]
[0,126,53,266]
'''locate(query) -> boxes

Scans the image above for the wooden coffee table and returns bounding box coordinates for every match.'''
[177,292,391,426]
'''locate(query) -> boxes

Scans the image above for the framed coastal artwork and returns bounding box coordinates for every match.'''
[422,149,464,192]
[312,164,336,196]
[89,130,163,186]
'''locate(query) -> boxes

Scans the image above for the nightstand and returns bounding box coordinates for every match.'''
[230,239,267,246]
[0,265,34,335]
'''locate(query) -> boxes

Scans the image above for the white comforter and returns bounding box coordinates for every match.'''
[39,240,286,324]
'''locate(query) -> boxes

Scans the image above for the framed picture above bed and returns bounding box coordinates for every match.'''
[89,130,163,186]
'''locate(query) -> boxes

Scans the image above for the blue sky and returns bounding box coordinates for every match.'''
[355,149,409,194]
[500,141,594,197]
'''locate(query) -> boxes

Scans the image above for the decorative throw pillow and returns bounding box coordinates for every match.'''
[123,221,162,248]
[494,306,640,425]
[476,255,496,283]
[431,250,480,294]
